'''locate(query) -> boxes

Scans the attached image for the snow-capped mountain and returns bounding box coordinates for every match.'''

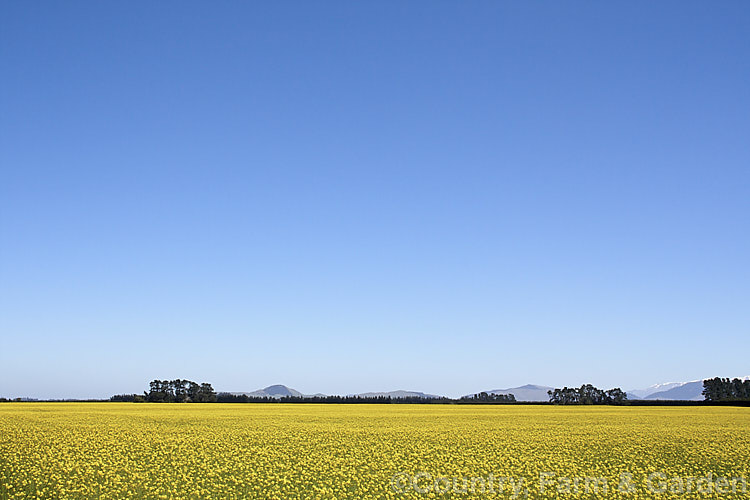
[628,376,750,401]
[627,382,687,399]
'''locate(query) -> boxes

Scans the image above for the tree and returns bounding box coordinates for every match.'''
[147,380,172,402]
[171,379,188,403]
[605,388,626,404]
[187,382,201,402]
[198,383,216,403]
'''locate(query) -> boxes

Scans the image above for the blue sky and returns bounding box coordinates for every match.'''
[1,2,748,399]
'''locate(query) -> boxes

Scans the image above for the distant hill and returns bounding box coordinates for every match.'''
[352,390,442,399]
[469,384,553,402]
[230,384,306,399]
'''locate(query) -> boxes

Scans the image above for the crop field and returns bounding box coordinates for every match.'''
[0,404,748,499]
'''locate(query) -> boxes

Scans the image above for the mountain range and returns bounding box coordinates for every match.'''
[349,390,441,399]
[227,377,749,402]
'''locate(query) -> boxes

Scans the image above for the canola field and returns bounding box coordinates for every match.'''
[0,404,748,499]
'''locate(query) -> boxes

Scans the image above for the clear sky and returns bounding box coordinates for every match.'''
[1,2,748,399]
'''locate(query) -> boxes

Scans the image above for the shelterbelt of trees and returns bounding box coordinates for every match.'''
[111,379,217,403]
[547,384,627,405]
[702,377,750,401]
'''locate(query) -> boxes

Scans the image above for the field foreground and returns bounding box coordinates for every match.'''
[1,404,749,499]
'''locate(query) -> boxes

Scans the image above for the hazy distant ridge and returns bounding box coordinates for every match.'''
[465,384,553,402]
[351,390,441,399]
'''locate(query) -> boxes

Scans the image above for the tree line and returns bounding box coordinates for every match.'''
[214,393,459,404]
[212,392,517,404]
[216,393,519,404]
[547,384,627,405]
[460,392,516,403]
[702,378,750,401]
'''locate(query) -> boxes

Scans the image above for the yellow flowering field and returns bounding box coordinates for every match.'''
[0,404,748,499]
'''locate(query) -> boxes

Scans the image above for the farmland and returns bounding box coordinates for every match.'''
[0,404,748,499]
